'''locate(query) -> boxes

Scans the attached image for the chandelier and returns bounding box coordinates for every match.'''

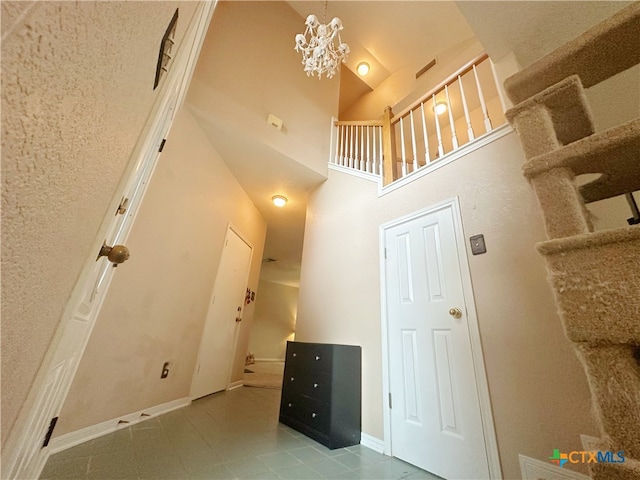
[294,2,349,79]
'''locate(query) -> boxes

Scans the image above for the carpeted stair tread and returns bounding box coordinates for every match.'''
[537,224,640,255]
[523,118,640,203]
[504,3,640,104]
[537,226,640,343]
[506,75,595,152]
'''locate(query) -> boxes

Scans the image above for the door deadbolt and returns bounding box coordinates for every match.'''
[449,307,463,319]
[97,243,130,264]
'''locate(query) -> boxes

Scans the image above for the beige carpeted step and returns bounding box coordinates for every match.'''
[537,226,640,343]
[575,343,640,459]
[506,75,595,159]
[524,118,640,203]
[590,456,640,480]
[504,3,640,105]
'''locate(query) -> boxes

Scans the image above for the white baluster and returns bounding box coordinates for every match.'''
[432,94,445,158]
[349,125,354,168]
[420,102,431,164]
[334,124,340,164]
[366,126,371,173]
[445,85,458,149]
[340,125,346,165]
[372,126,377,174]
[410,110,418,172]
[353,125,360,169]
[458,75,474,141]
[399,117,407,177]
[378,126,384,175]
[360,125,365,171]
[473,64,493,133]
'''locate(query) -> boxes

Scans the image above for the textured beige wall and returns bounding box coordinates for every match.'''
[296,131,597,479]
[248,280,298,360]
[1,0,198,444]
[56,106,266,436]
[186,1,338,178]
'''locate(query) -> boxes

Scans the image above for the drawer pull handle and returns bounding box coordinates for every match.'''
[288,403,292,407]
[293,353,297,357]
[315,356,320,360]
[290,377,295,381]
[311,413,317,418]
[313,383,318,388]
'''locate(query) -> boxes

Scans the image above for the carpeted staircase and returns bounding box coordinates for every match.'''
[503,3,640,479]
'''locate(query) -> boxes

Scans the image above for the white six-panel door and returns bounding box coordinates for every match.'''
[383,200,493,480]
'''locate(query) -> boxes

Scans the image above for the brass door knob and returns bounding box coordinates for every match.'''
[449,307,462,319]
[97,243,130,264]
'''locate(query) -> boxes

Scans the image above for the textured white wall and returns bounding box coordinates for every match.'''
[249,280,298,360]
[56,106,266,436]
[1,0,198,444]
[296,132,597,479]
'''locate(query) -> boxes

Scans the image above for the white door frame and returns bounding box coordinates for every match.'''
[379,196,502,479]
[1,4,217,479]
[190,222,253,397]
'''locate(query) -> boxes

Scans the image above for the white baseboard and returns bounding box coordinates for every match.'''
[519,454,591,480]
[360,433,385,454]
[227,380,243,390]
[49,397,191,454]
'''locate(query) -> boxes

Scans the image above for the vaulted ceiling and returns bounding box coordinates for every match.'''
[187,1,632,287]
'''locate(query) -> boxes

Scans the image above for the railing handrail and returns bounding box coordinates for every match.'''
[334,120,383,126]
[392,52,489,122]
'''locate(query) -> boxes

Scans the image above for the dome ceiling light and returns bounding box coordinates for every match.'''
[272,195,288,207]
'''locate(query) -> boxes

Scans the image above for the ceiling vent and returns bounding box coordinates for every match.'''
[415,58,437,80]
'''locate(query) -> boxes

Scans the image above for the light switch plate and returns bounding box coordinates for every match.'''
[470,234,486,255]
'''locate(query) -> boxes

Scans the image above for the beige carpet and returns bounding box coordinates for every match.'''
[243,361,284,389]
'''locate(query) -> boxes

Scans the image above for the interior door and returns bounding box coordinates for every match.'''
[191,226,253,399]
[384,203,490,480]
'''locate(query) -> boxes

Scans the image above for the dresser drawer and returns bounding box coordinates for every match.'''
[280,393,330,434]
[283,372,331,402]
[286,343,333,373]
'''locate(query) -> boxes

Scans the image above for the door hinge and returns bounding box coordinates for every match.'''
[115,197,129,215]
[388,392,392,409]
[42,416,58,448]
[384,248,387,259]
[159,139,167,152]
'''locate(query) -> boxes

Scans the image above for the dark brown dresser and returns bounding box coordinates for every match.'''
[279,341,362,449]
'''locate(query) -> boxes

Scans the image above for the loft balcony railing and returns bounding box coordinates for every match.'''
[330,53,507,186]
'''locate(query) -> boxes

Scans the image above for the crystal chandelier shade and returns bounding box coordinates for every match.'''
[294,5,349,79]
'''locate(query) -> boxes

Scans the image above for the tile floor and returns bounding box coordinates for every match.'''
[40,387,442,480]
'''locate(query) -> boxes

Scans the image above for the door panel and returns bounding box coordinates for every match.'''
[401,329,422,424]
[385,204,490,480]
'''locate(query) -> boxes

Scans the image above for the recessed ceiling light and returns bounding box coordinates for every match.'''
[357,62,370,76]
[434,102,447,115]
[272,195,287,207]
